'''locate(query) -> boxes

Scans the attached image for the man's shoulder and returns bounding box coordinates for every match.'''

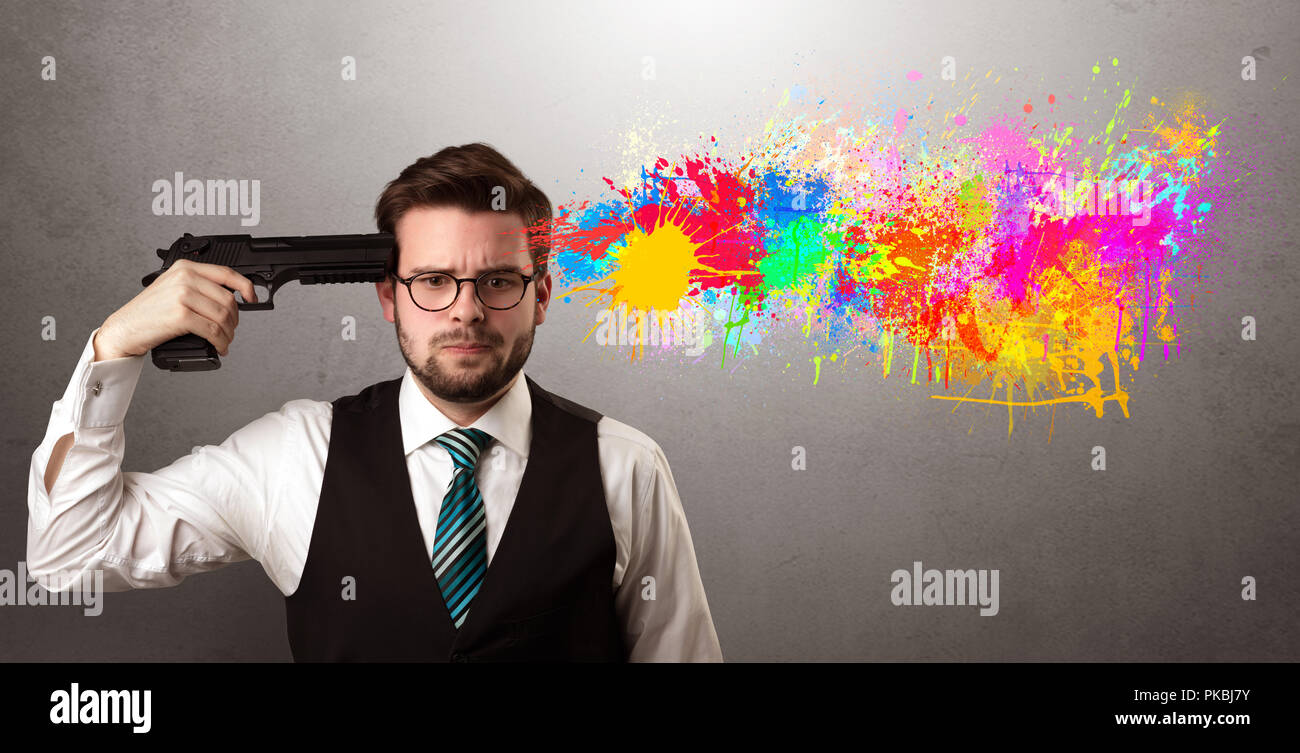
[591,414,683,509]
[594,413,667,469]
[327,376,404,413]
[276,397,333,419]
[240,397,333,436]
[190,398,332,460]
[528,378,668,468]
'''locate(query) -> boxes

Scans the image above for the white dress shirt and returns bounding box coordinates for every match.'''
[26,327,723,662]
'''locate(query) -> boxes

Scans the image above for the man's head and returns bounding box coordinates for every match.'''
[374,143,552,409]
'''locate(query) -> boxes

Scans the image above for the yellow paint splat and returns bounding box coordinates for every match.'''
[603,221,698,311]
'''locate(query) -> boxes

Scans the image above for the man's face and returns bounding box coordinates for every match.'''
[376,205,551,404]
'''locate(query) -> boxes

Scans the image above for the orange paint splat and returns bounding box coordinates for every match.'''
[1048,94,1056,104]
[1023,102,1033,113]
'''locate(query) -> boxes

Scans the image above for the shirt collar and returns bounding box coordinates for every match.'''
[399,366,532,460]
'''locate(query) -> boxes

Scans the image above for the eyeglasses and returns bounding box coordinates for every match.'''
[393,269,535,312]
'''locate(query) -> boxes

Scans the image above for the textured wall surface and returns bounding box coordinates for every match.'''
[1,0,1296,660]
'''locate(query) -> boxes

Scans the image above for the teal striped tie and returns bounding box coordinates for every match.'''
[431,427,494,629]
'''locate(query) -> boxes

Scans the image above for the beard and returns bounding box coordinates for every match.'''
[395,305,534,403]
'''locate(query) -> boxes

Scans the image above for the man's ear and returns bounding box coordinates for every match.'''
[533,270,552,326]
[376,280,396,324]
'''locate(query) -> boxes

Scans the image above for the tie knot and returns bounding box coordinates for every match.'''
[434,427,493,470]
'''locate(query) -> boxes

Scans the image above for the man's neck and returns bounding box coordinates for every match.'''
[417,371,519,428]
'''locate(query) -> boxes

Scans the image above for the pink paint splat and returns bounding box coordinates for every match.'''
[906,70,923,82]
[960,117,1042,174]
[893,108,909,135]
[954,114,967,126]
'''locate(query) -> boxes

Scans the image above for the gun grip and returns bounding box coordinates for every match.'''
[151,333,222,372]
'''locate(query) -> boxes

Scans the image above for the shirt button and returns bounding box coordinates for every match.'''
[91,380,102,396]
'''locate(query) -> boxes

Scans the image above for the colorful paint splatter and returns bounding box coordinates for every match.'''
[533,59,1242,435]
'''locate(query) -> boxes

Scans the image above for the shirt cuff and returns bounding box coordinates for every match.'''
[71,327,145,428]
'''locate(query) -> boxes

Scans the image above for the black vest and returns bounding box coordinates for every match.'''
[284,373,627,662]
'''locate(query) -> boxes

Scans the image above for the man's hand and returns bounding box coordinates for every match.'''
[93,259,258,362]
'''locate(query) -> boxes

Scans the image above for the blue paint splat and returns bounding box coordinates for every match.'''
[756,170,833,227]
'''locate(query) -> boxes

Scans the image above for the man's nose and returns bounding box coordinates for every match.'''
[448,279,485,321]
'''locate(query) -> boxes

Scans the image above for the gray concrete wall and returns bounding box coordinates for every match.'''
[2,0,1296,660]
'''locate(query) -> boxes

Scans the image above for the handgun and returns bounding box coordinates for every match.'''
[141,232,394,371]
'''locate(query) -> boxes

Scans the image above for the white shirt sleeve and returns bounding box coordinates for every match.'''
[26,327,286,593]
[614,439,723,662]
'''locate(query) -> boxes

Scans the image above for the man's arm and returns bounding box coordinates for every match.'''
[42,327,142,496]
[613,438,723,662]
[27,327,284,593]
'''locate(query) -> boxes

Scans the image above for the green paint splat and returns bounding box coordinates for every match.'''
[757,215,830,290]
[879,331,894,378]
[958,174,994,231]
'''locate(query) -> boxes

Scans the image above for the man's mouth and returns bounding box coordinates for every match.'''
[443,342,491,353]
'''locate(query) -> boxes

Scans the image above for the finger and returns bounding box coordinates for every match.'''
[185,261,258,304]
[179,305,230,356]
[181,292,235,353]
[185,296,233,354]
[190,271,245,331]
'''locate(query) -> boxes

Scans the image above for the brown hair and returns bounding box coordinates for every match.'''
[374,142,552,280]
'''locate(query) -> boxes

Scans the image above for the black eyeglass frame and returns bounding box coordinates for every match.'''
[392,269,536,312]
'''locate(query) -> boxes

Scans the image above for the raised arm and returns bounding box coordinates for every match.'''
[27,260,279,593]
[27,324,301,594]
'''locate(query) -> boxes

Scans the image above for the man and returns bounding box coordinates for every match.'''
[27,142,723,662]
